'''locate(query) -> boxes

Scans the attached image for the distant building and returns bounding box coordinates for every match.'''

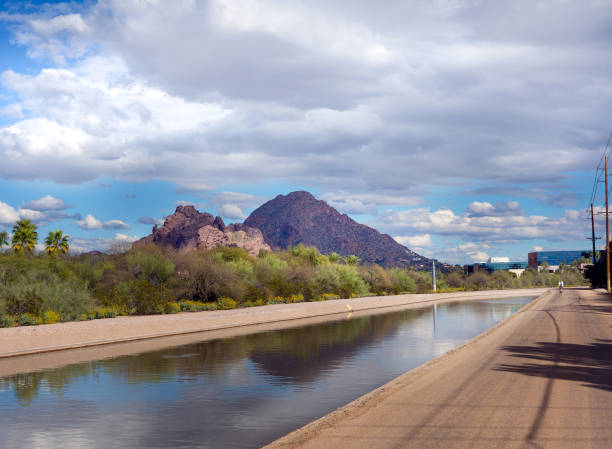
[527,250,590,272]
[465,260,528,277]
[487,257,510,263]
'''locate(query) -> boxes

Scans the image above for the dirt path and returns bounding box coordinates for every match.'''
[266,288,612,449]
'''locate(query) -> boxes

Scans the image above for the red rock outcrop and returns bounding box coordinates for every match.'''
[137,205,270,256]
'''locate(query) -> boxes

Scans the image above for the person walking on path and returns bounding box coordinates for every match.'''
[558,279,564,292]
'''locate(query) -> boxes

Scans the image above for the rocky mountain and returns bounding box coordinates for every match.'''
[244,191,435,269]
[137,205,270,257]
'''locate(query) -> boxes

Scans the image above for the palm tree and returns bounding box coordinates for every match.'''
[44,230,70,255]
[11,219,38,253]
[0,230,8,251]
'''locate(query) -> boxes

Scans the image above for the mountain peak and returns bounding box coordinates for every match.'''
[245,191,432,269]
[282,191,317,201]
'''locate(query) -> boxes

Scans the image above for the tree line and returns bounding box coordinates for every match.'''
[0,220,588,327]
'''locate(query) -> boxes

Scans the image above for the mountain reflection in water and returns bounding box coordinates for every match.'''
[0,297,531,449]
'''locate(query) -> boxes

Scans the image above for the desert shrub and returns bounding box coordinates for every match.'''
[268,296,284,304]
[321,293,339,301]
[5,288,43,316]
[290,244,323,266]
[360,264,393,295]
[314,264,341,293]
[227,258,255,280]
[344,255,361,266]
[127,245,175,284]
[388,268,417,294]
[178,253,246,302]
[164,302,180,314]
[335,265,369,298]
[210,246,252,263]
[94,307,117,319]
[18,314,42,326]
[42,310,61,324]
[287,293,304,303]
[270,294,305,304]
[444,271,465,289]
[254,255,291,297]
[178,300,216,312]
[0,270,96,322]
[71,258,114,289]
[216,297,237,310]
[413,271,432,293]
[258,253,289,272]
[490,271,518,289]
[128,279,173,315]
[179,300,200,312]
[0,314,15,328]
[466,271,490,290]
[327,252,341,263]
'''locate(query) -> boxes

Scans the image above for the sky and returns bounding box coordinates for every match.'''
[0,0,610,263]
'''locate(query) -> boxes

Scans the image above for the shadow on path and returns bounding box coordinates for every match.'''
[575,303,612,315]
[495,339,612,392]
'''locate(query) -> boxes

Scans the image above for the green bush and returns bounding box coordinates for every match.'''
[0,314,15,328]
[18,313,42,326]
[94,307,117,319]
[128,279,173,315]
[388,268,417,294]
[0,271,96,322]
[178,300,216,312]
[321,293,340,301]
[5,288,43,316]
[179,300,200,312]
[227,258,255,280]
[127,245,175,284]
[335,265,369,298]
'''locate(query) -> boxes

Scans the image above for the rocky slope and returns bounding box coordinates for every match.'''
[137,205,270,257]
[244,191,435,269]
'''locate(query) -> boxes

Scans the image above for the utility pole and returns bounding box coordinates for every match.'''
[606,156,610,293]
[432,260,437,292]
[587,203,600,265]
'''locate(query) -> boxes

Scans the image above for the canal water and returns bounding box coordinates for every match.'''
[0,297,532,449]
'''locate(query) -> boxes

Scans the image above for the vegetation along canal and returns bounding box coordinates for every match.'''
[0,296,533,448]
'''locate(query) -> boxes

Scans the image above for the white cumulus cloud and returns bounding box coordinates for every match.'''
[0,201,19,224]
[22,194,67,211]
[218,203,246,220]
[394,234,432,248]
[75,214,130,230]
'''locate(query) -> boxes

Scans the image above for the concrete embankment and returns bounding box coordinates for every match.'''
[265,288,612,449]
[0,289,546,376]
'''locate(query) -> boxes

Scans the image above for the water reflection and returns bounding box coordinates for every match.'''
[0,297,531,449]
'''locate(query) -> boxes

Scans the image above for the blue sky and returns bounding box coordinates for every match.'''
[0,0,609,263]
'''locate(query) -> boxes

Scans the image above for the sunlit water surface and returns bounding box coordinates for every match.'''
[0,297,532,448]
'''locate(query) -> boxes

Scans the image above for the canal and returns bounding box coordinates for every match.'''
[0,296,533,448]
